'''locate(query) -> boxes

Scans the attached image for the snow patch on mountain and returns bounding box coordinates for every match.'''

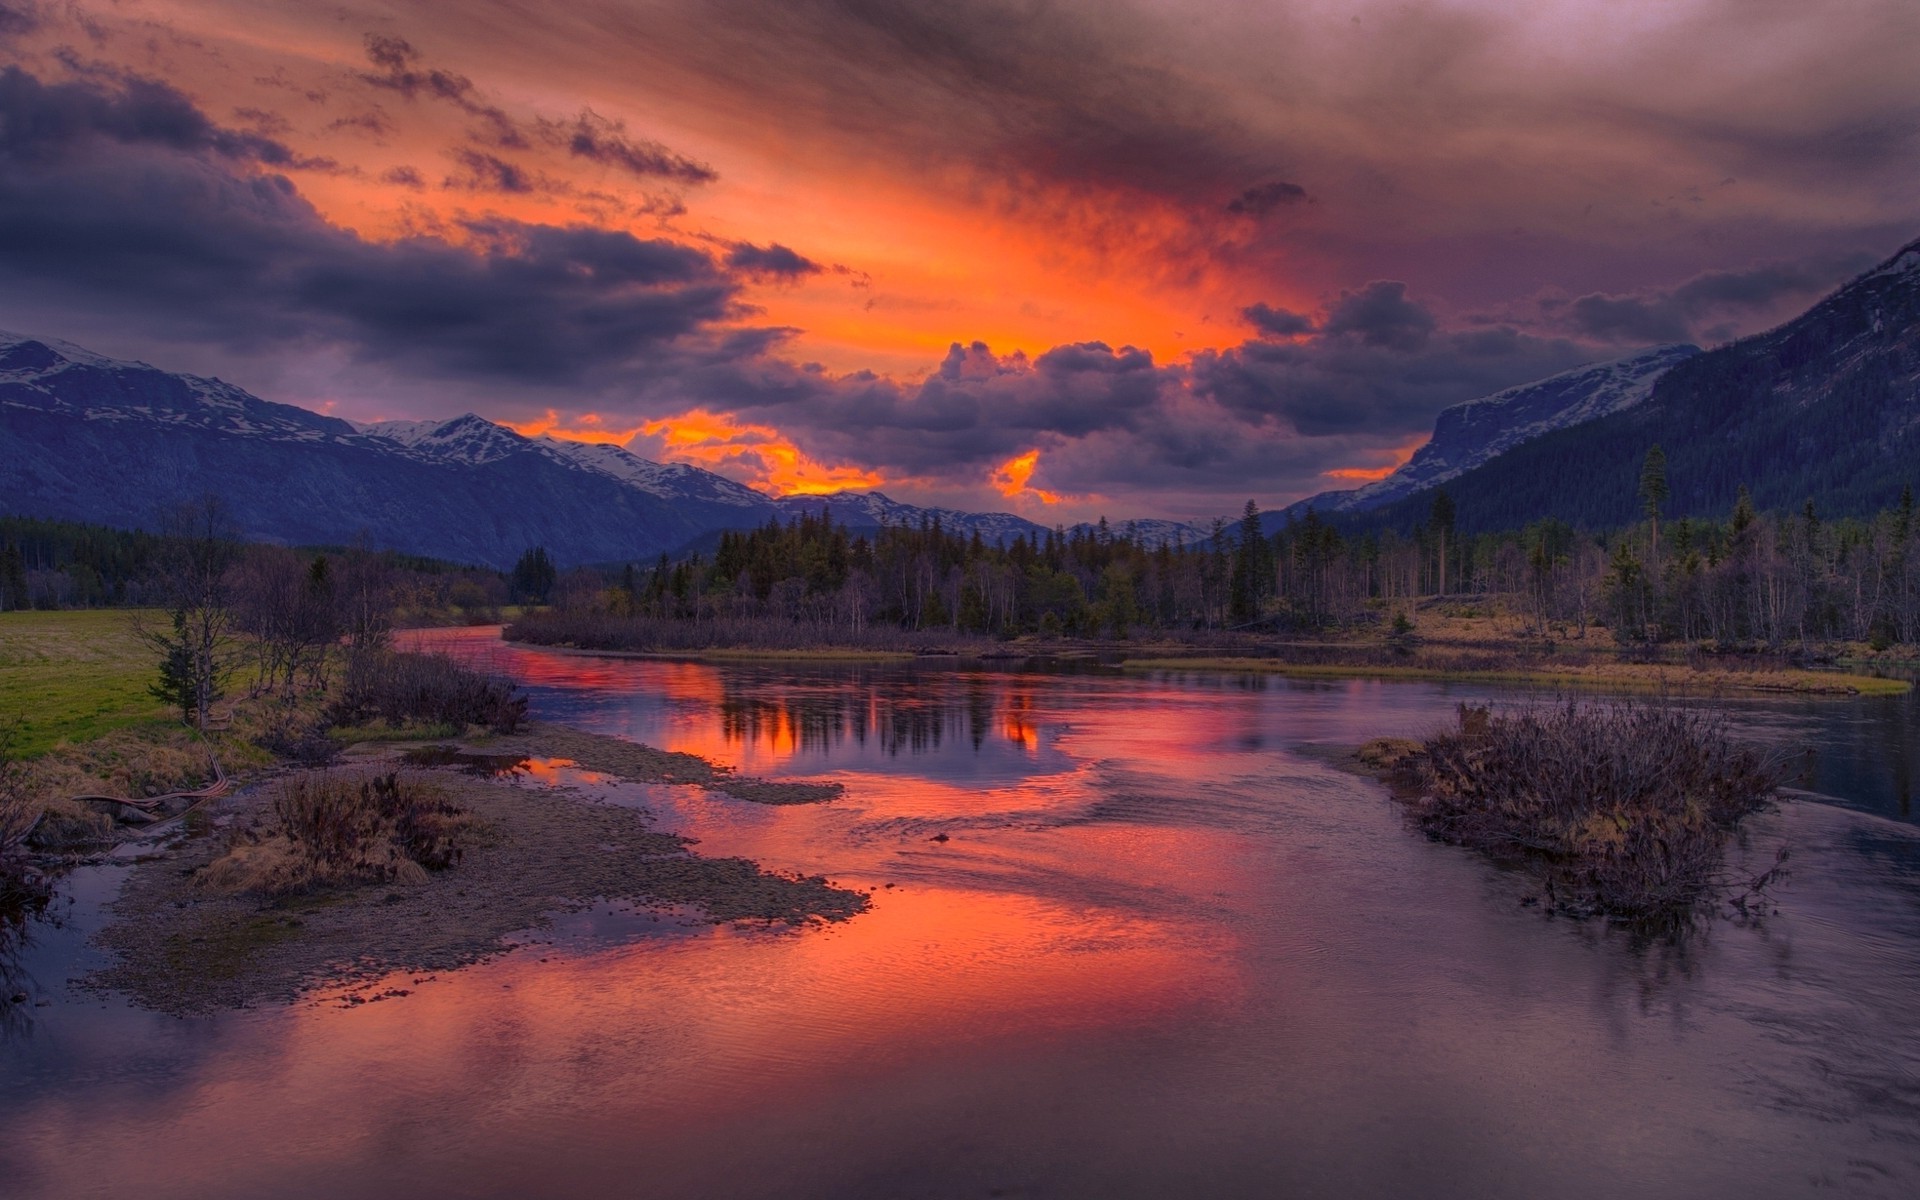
[535,438,767,507]
[1291,343,1699,516]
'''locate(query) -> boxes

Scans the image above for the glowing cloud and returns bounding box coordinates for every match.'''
[991,449,1063,505]
[1321,438,1425,482]
[641,409,886,496]
[503,410,650,445]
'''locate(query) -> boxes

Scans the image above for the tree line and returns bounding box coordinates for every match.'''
[0,513,509,617]
[537,458,1919,650]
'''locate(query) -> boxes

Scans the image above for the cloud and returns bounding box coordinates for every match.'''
[0,61,1622,515]
[358,33,525,147]
[443,147,539,193]
[0,1,37,39]
[0,64,741,386]
[541,110,715,184]
[1191,280,1588,438]
[1242,301,1314,338]
[1226,181,1307,217]
[724,242,822,279]
[1319,281,1437,352]
[0,64,311,168]
[1550,252,1879,345]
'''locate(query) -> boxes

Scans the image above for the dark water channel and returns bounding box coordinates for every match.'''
[2,629,1917,1198]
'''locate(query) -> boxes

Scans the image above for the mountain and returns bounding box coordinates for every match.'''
[0,330,1190,566]
[1287,343,1699,518]
[1353,236,1920,533]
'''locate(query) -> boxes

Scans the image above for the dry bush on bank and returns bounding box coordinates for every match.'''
[1407,701,1784,924]
[200,771,473,897]
[328,650,527,735]
[1,718,54,918]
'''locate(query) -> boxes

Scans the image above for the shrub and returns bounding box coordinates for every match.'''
[202,771,471,896]
[1407,700,1783,924]
[0,717,52,922]
[328,650,527,735]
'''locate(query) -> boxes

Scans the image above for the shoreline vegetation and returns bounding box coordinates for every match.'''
[1352,701,1788,927]
[2,498,1911,1011]
[1,593,864,1013]
[502,603,1913,697]
[91,723,866,1016]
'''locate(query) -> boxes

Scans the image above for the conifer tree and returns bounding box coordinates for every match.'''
[1639,444,1669,565]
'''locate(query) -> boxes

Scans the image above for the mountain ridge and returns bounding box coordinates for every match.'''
[1286,342,1700,519]
[0,330,1199,566]
[1343,234,1920,533]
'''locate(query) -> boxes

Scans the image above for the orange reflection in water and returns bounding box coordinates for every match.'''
[520,758,612,786]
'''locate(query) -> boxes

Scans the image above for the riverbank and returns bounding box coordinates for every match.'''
[496,601,1915,695]
[85,722,866,1015]
[1119,656,1911,696]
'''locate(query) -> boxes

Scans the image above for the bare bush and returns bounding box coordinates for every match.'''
[328,650,527,734]
[230,545,338,699]
[0,718,51,921]
[202,771,470,896]
[1408,700,1784,924]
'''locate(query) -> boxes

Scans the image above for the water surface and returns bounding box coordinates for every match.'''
[2,630,1916,1198]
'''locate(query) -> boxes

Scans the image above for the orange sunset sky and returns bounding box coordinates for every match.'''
[1,0,1916,520]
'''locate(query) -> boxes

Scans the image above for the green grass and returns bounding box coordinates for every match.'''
[0,609,174,756]
[326,721,462,744]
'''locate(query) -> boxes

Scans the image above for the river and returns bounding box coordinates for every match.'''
[2,628,1916,1198]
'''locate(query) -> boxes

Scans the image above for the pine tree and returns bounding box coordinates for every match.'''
[510,546,557,605]
[1730,485,1756,537]
[0,542,26,611]
[1229,499,1264,623]
[1429,490,1456,595]
[1639,444,1669,566]
[147,611,207,724]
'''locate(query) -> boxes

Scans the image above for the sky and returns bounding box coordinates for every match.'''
[1,0,1916,522]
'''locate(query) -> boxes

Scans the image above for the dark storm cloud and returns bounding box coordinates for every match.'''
[1242,302,1314,338]
[1191,281,1587,438]
[0,64,308,167]
[1319,281,1437,352]
[724,242,822,279]
[542,110,716,184]
[0,65,739,384]
[1553,252,1878,345]
[0,59,1638,509]
[663,339,1179,479]
[1226,181,1307,217]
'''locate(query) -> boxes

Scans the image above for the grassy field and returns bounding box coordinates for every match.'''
[0,609,173,756]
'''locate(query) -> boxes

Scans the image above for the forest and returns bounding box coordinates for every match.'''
[518,463,1920,651]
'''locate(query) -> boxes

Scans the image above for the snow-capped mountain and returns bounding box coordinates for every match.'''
[0,330,1195,565]
[1351,234,1920,530]
[1288,342,1699,518]
[532,437,768,508]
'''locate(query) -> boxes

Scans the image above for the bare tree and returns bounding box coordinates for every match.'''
[231,546,339,700]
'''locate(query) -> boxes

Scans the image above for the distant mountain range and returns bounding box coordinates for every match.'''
[5,234,1915,563]
[1346,235,1920,533]
[0,331,1198,567]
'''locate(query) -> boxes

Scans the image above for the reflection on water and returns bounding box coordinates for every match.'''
[2,629,1917,1199]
